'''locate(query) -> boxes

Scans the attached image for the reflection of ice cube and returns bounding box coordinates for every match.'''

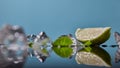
[27,44,51,63]
[0,24,28,65]
[0,56,25,68]
[32,42,52,63]
[34,50,49,63]
[115,48,120,63]
[27,32,52,63]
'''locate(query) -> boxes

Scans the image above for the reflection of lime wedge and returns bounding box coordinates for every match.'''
[75,47,111,67]
[75,27,111,45]
[53,47,73,58]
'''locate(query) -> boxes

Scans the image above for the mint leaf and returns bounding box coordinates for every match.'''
[80,41,92,52]
[84,47,92,52]
[84,41,92,47]
[53,47,73,58]
[52,35,73,47]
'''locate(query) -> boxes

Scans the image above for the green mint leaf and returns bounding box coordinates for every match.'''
[52,35,73,47]
[53,47,73,58]
[84,41,92,47]
[84,47,92,52]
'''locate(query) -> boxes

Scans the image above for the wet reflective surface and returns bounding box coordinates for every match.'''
[0,0,120,68]
[24,32,120,68]
[0,25,120,68]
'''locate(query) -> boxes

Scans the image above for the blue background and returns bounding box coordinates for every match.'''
[0,0,120,68]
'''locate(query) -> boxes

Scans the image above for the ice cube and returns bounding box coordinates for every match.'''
[0,24,28,64]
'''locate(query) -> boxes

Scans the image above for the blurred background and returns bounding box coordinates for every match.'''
[0,0,120,68]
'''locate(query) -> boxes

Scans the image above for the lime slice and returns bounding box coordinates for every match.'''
[75,47,111,67]
[75,27,111,45]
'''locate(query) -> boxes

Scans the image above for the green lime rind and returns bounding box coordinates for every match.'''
[52,47,73,58]
[76,27,111,46]
[52,36,73,47]
[78,47,111,67]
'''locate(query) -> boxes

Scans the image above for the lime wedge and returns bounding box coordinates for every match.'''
[75,27,111,45]
[75,47,111,67]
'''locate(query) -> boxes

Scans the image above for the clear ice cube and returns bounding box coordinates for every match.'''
[0,24,28,65]
[27,32,52,63]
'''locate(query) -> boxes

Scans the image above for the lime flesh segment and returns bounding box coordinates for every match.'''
[75,27,111,45]
[75,47,111,67]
